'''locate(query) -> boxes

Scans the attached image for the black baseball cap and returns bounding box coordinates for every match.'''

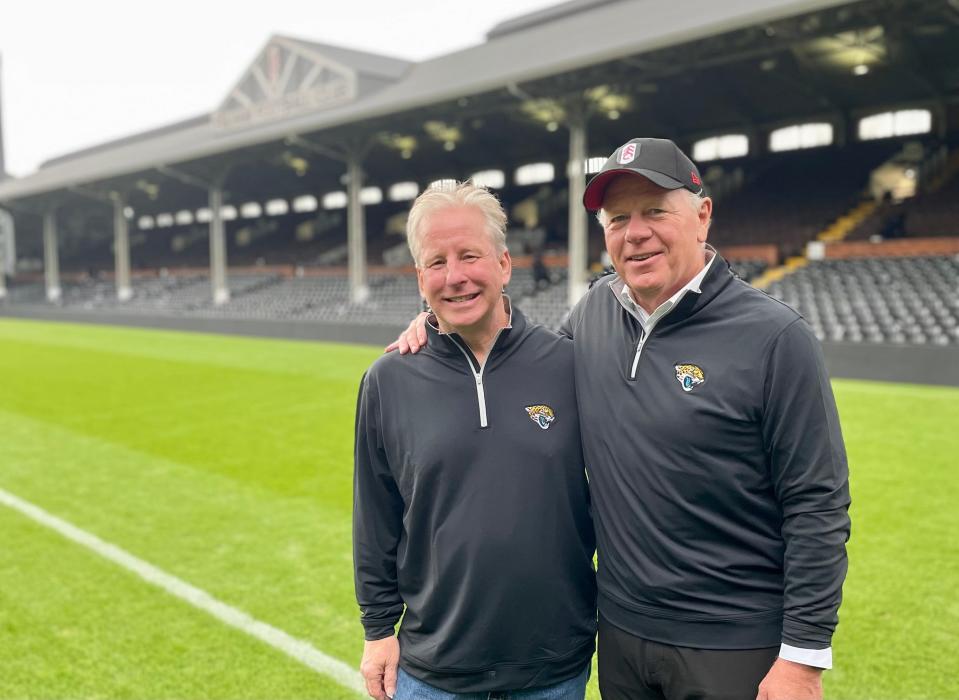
[583,138,704,211]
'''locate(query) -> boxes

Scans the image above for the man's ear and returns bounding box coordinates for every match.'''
[698,197,713,243]
[416,266,426,299]
[499,250,512,288]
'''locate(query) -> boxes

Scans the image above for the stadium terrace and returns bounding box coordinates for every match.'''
[0,0,958,385]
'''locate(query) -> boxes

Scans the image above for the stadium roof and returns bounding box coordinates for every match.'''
[1,0,957,209]
[0,0,851,202]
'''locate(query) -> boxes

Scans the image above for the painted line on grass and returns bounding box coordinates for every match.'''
[0,486,365,697]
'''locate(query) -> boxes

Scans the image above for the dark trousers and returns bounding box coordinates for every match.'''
[598,615,779,700]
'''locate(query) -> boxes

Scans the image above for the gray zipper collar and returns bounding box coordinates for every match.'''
[608,248,715,329]
[425,295,515,429]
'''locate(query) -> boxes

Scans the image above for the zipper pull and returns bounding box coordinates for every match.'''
[630,330,646,379]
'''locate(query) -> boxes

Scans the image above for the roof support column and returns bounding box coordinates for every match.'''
[566,109,589,306]
[43,210,61,302]
[0,207,13,299]
[112,195,132,301]
[347,153,369,304]
[208,185,230,305]
[285,135,370,303]
[155,164,229,305]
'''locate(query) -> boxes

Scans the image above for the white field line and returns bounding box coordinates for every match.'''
[0,486,365,696]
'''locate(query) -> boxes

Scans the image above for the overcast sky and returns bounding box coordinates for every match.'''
[0,0,559,177]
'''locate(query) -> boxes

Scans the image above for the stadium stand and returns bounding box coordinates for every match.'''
[766,256,959,346]
[3,279,45,304]
[516,269,571,330]
[3,252,779,333]
[709,141,903,256]
[58,273,283,313]
[208,274,422,325]
[1,0,958,380]
[849,172,959,242]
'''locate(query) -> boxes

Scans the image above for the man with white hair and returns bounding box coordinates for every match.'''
[393,139,851,700]
[354,182,596,700]
[567,138,850,700]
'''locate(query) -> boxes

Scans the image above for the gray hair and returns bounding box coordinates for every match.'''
[596,189,711,228]
[406,181,508,267]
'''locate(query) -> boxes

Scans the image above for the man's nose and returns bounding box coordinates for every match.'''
[446,260,468,285]
[624,216,651,244]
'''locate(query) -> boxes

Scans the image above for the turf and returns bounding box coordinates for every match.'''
[825,380,959,698]
[0,317,956,699]
[0,319,377,699]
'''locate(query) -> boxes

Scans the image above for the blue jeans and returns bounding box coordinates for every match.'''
[393,664,589,700]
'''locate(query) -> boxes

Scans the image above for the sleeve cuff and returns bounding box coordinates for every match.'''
[779,643,832,669]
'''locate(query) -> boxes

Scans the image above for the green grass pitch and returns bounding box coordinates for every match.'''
[0,317,956,699]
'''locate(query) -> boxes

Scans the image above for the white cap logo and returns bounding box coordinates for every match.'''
[618,143,638,164]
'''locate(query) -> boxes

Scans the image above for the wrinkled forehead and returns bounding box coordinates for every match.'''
[602,174,675,209]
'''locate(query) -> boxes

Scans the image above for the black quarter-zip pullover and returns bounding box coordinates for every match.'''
[561,252,850,652]
[353,306,596,693]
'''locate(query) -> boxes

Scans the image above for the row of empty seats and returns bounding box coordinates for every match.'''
[4,255,955,345]
[765,256,959,345]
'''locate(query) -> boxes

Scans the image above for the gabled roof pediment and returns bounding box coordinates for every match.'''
[212,35,411,130]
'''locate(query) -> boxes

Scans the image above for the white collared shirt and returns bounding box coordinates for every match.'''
[619,250,714,332]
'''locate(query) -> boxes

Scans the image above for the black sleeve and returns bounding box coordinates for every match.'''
[352,370,405,640]
[762,319,851,649]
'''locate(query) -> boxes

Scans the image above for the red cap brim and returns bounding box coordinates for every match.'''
[582,168,685,211]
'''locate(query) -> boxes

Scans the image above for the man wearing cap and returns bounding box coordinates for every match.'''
[568,138,850,700]
[390,138,850,700]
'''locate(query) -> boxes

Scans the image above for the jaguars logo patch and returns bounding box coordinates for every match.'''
[525,405,556,430]
[675,364,705,392]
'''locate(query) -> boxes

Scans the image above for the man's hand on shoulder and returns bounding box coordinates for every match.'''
[360,636,400,700]
[384,312,429,354]
[757,658,823,700]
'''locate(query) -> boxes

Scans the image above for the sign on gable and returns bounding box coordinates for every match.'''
[213,37,358,129]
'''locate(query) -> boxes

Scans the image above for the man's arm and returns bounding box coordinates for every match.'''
[353,371,405,697]
[758,319,851,699]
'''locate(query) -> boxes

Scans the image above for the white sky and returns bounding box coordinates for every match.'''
[0,0,559,177]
